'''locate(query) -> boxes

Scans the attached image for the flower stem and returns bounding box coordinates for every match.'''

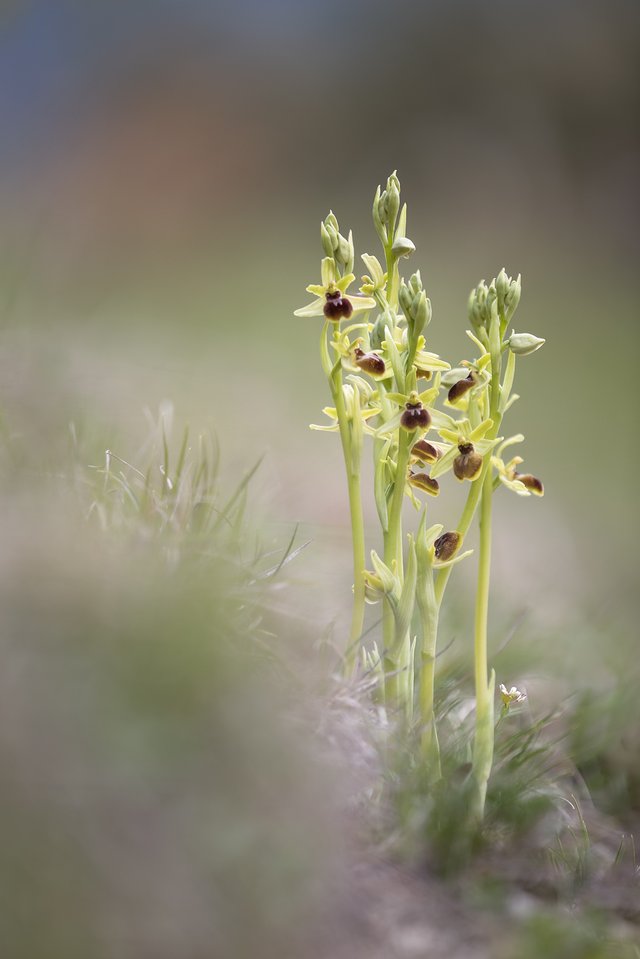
[381,431,411,708]
[345,465,366,674]
[469,318,503,820]
[417,565,442,777]
[333,377,366,675]
[321,323,366,676]
[434,477,483,606]
[470,461,495,819]
[385,431,411,577]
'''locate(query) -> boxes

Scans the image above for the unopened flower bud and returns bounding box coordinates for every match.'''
[447,371,477,404]
[514,472,544,495]
[399,274,431,334]
[353,347,386,377]
[508,332,545,356]
[433,531,461,562]
[370,550,397,594]
[400,401,431,431]
[504,274,521,323]
[383,172,400,228]
[337,233,354,272]
[468,279,495,331]
[453,442,483,481]
[320,221,337,259]
[408,472,440,496]
[320,213,353,273]
[391,236,415,259]
[323,290,353,321]
[495,268,510,308]
[411,439,440,464]
[363,570,385,603]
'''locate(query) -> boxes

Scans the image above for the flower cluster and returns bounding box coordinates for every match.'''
[294,173,547,819]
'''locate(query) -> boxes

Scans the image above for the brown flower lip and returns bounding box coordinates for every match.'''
[453,443,483,481]
[323,290,353,321]
[434,531,461,562]
[408,472,440,495]
[447,372,476,404]
[400,402,431,431]
[515,472,544,495]
[353,347,386,376]
[410,439,440,464]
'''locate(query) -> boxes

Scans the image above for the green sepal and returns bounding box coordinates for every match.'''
[390,536,417,656]
[384,325,406,391]
[320,321,333,379]
[370,550,398,597]
[429,409,457,431]
[418,385,439,406]
[375,410,403,436]
[499,347,516,414]
[465,328,489,355]
[429,444,458,480]
[373,184,387,245]
[385,391,408,406]
[396,202,407,241]
[374,437,391,531]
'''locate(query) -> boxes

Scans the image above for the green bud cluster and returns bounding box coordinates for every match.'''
[399,271,432,335]
[373,171,401,243]
[468,279,497,336]
[320,212,354,275]
[495,268,522,329]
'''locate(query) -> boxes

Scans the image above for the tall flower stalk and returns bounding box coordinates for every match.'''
[295,173,546,817]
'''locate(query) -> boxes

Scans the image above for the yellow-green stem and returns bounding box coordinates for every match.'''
[470,463,496,819]
[344,466,366,675]
[417,567,441,777]
[469,319,503,819]
[382,432,411,704]
[385,432,411,577]
[324,326,366,676]
[434,477,484,606]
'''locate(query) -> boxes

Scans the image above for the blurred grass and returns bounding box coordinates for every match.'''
[0,415,359,958]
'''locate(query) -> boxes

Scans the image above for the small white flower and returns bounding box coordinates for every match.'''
[499,683,527,709]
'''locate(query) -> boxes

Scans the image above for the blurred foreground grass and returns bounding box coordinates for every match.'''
[0,411,363,958]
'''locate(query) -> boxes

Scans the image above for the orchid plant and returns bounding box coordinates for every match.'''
[295,173,546,821]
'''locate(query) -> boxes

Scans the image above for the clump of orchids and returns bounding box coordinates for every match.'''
[295,173,545,820]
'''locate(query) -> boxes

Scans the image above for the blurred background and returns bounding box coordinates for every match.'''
[0,1,639,954]
[1,0,638,627]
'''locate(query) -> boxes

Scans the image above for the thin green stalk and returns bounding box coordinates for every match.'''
[333,371,366,674]
[417,565,441,777]
[385,431,411,577]
[470,462,495,818]
[434,477,484,606]
[385,243,399,310]
[470,317,503,820]
[345,465,366,673]
[381,430,411,703]
[321,323,366,675]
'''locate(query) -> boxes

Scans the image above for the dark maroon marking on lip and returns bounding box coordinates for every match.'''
[323,291,353,321]
[400,404,431,431]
